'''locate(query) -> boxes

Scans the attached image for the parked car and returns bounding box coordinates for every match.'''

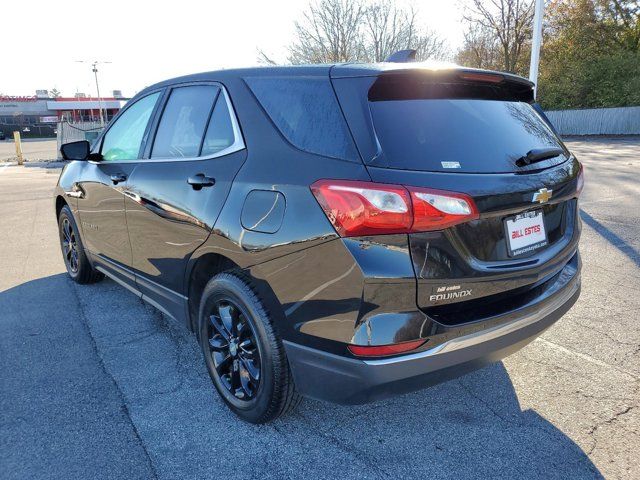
[0,131,5,140]
[54,55,583,423]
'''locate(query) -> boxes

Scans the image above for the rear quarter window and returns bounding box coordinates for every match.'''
[245,76,358,162]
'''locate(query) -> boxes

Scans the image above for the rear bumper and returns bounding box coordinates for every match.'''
[285,252,580,405]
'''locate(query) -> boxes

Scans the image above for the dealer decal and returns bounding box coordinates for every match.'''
[511,223,542,239]
[429,284,472,302]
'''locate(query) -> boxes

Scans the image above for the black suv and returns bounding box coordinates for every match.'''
[55,60,582,423]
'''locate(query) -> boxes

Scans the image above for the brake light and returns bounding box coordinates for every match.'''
[348,339,426,357]
[310,179,479,237]
[458,72,504,84]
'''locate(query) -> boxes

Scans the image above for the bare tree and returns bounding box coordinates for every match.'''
[363,3,449,61]
[460,0,535,73]
[288,0,366,64]
[256,48,278,65]
[455,24,502,70]
[286,0,449,65]
[411,30,450,62]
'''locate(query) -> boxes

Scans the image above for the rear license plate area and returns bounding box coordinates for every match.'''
[504,210,548,257]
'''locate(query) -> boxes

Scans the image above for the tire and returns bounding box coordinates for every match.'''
[58,205,104,284]
[198,271,301,423]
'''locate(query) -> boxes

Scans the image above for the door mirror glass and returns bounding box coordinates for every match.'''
[101,92,160,162]
[60,140,90,160]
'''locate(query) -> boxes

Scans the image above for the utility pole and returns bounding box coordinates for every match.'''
[529,0,544,99]
[76,60,112,126]
[92,62,104,126]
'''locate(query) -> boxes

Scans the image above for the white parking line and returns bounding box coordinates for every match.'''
[535,337,639,380]
[0,162,16,173]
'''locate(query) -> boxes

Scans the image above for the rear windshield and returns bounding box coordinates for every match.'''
[370,99,565,173]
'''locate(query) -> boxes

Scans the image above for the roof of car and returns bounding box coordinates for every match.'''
[142,64,332,92]
[138,61,533,97]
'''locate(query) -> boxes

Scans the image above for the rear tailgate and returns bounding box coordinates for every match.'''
[332,67,582,324]
[366,163,581,319]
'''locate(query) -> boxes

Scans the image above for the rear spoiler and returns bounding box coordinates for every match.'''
[366,69,534,103]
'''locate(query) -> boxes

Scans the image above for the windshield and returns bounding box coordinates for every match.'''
[370,99,566,173]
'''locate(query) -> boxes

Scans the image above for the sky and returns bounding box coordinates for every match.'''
[2,0,465,98]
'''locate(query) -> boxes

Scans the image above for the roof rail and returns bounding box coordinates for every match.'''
[385,49,417,63]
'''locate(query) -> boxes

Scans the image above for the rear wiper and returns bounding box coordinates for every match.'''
[516,147,565,167]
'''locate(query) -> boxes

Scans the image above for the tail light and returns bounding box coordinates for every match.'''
[410,187,479,231]
[310,180,412,236]
[348,339,427,357]
[311,179,478,237]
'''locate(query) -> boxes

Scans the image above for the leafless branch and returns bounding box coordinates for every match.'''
[287,0,449,64]
[256,48,278,65]
[458,0,535,73]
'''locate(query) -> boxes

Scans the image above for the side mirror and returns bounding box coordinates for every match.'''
[60,140,91,161]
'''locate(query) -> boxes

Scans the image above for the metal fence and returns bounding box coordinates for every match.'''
[56,120,105,158]
[545,106,640,136]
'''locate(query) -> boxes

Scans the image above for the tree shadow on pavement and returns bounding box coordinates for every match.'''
[0,274,603,480]
[580,210,639,268]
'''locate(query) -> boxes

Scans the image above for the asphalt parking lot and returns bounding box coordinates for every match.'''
[0,138,58,162]
[1,137,638,479]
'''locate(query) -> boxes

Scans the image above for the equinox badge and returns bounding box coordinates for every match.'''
[532,188,552,204]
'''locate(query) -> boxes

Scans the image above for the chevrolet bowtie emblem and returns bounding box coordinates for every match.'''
[532,188,552,204]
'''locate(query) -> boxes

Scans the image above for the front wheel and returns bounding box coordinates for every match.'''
[199,272,301,423]
[58,205,104,284]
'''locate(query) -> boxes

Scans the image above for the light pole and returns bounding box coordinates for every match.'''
[76,60,112,126]
[92,62,105,125]
[529,0,544,99]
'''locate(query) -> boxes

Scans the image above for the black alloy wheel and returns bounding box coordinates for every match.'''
[57,205,104,284]
[199,272,301,423]
[61,217,79,274]
[206,298,261,400]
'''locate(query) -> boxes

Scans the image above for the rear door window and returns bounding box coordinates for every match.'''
[151,85,219,159]
[200,93,235,156]
[245,76,358,161]
[370,99,565,173]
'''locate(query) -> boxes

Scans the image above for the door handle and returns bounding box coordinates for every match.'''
[110,173,127,185]
[188,173,215,190]
[65,184,84,198]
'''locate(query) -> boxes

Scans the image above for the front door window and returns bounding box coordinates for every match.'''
[101,92,160,161]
